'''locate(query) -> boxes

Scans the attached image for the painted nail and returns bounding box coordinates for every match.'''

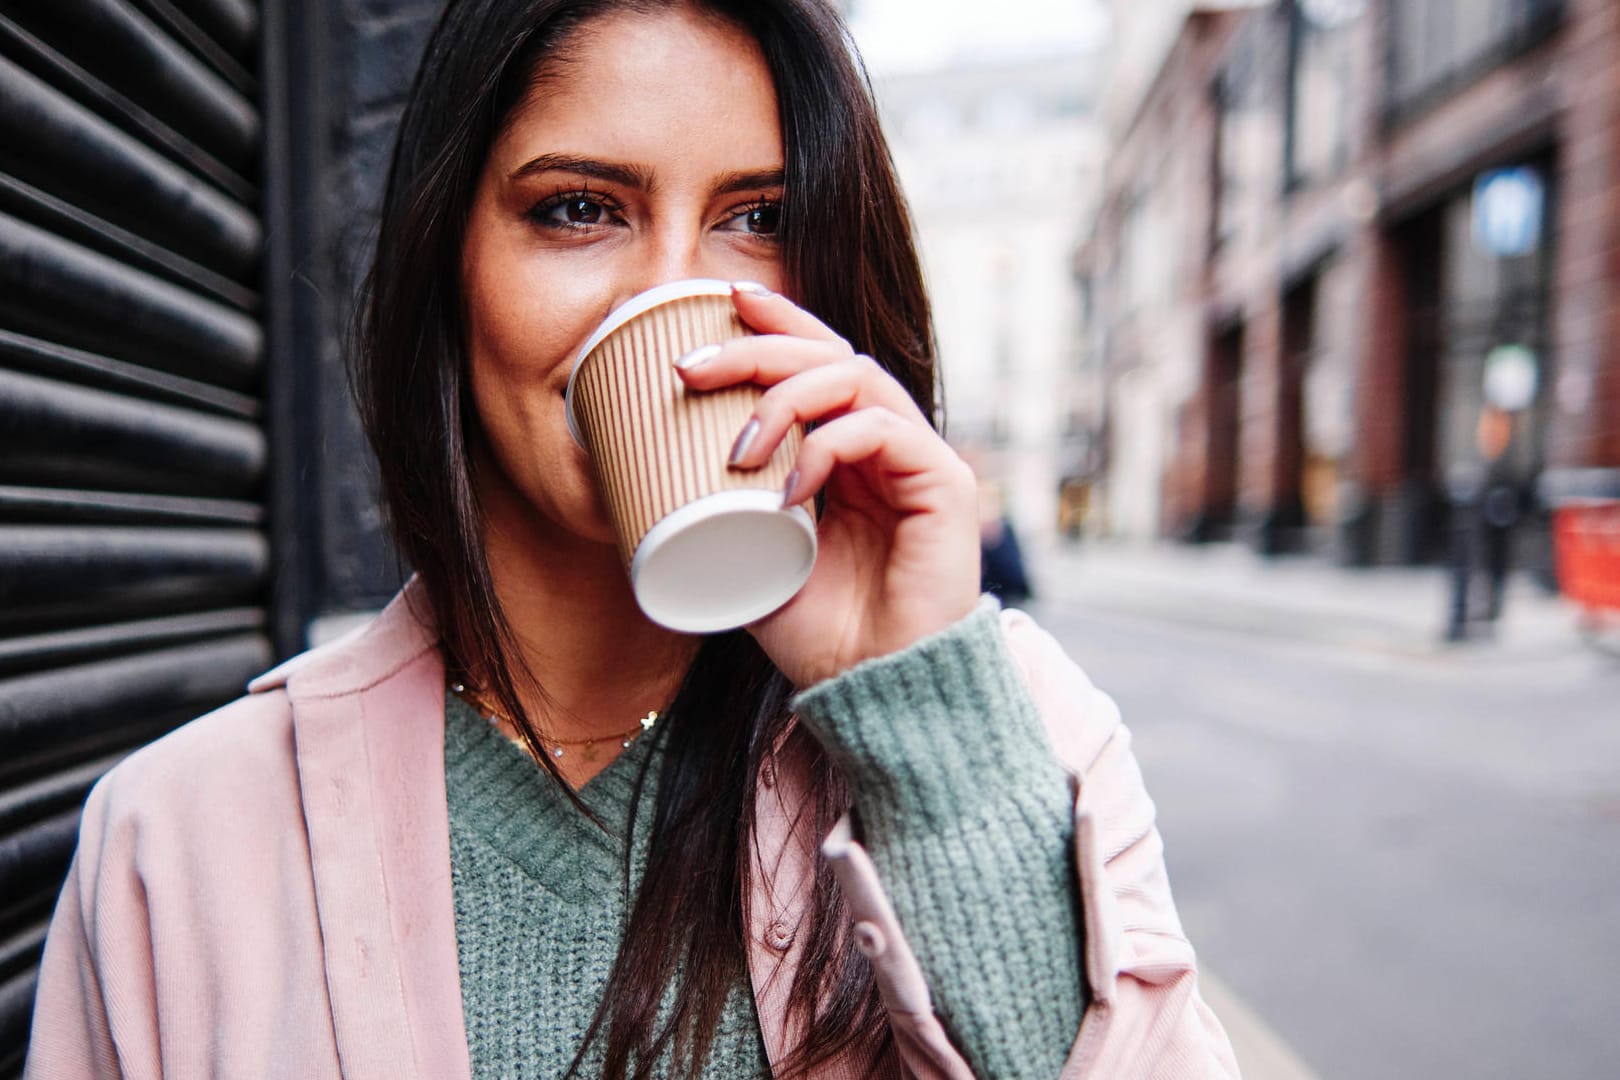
[729,417,762,466]
[732,280,774,298]
[674,343,722,370]
[781,468,800,508]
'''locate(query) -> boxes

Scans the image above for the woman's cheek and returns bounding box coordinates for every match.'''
[524,397,620,540]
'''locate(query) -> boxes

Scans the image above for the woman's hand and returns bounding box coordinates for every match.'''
[673,282,981,689]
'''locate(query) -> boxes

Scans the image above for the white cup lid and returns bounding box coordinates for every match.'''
[631,490,817,633]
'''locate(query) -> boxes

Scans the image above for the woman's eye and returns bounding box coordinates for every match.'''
[560,198,602,224]
[725,201,781,236]
[746,204,780,234]
[532,193,616,229]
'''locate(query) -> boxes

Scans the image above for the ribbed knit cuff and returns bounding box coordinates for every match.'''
[789,597,1063,829]
[790,598,1086,1080]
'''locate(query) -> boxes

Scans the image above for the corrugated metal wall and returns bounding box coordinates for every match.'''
[0,0,273,1069]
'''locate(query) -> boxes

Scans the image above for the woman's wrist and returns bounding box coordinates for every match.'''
[789,597,1064,828]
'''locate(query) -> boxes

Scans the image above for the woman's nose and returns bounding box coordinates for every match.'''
[615,229,725,306]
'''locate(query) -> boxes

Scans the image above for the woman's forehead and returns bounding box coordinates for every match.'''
[494,7,783,173]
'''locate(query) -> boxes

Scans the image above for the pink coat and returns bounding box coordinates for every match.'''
[25,581,1239,1079]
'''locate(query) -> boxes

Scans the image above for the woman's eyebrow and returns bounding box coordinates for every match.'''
[508,153,653,189]
[712,168,785,196]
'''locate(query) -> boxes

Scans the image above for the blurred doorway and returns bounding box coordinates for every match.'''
[1395,208,1447,563]
[1397,160,1555,568]
[1264,275,1316,553]
[1196,321,1245,542]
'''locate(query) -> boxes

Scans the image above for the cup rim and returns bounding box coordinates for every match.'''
[630,489,817,632]
[564,278,735,446]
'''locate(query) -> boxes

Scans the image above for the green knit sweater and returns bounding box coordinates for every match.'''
[446,600,1086,1078]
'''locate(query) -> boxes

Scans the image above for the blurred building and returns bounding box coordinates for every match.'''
[874,53,1105,546]
[1083,0,1620,568]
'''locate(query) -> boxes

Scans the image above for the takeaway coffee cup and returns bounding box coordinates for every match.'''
[565,279,817,633]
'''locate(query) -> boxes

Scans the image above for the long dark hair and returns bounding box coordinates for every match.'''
[352,1,936,1075]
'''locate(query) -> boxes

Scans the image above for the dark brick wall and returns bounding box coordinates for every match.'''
[275,0,442,631]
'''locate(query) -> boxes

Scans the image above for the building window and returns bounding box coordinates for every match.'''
[1386,0,1564,120]
[1436,163,1552,484]
[1122,189,1171,314]
[1286,0,1360,189]
[1212,13,1288,250]
[1212,76,1239,251]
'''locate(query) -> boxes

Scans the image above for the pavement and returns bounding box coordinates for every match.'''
[1023,540,1607,1080]
[1029,538,1592,663]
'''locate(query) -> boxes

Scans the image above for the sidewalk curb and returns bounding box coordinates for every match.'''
[1199,969,1321,1080]
[1030,543,1584,663]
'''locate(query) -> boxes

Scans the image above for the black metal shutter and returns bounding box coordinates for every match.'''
[0,0,273,1069]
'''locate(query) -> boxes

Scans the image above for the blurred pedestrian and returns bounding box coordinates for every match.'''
[1447,405,1525,640]
[1477,407,1526,619]
[981,513,1034,606]
[25,2,1234,1078]
[979,479,1034,607]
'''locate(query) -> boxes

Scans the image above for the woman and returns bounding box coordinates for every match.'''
[26,1,1237,1077]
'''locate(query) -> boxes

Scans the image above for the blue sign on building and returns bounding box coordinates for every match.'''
[1471,166,1545,258]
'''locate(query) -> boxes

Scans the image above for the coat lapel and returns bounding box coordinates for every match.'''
[291,684,420,1079]
[358,646,472,1080]
[285,580,471,1080]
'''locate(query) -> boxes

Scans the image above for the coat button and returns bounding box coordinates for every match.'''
[852,920,886,958]
[765,918,795,952]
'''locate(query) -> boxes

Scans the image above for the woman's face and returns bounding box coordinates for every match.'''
[461,7,787,546]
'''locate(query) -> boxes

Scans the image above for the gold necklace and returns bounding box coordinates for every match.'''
[448,681,658,764]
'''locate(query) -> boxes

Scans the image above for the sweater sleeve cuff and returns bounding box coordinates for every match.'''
[788,596,1064,828]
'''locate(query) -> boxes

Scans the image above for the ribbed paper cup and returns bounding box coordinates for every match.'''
[565,280,816,633]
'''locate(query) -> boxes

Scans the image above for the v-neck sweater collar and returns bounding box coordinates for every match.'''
[442,692,661,903]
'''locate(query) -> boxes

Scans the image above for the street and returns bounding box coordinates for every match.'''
[1029,554,1620,1080]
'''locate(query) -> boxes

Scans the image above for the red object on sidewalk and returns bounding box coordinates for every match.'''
[1552,503,1620,613]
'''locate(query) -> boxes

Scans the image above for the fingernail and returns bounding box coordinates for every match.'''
[729,417,761,466]
[674,343,722,370]
[732,280,773,298]
[781,468,800,508]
